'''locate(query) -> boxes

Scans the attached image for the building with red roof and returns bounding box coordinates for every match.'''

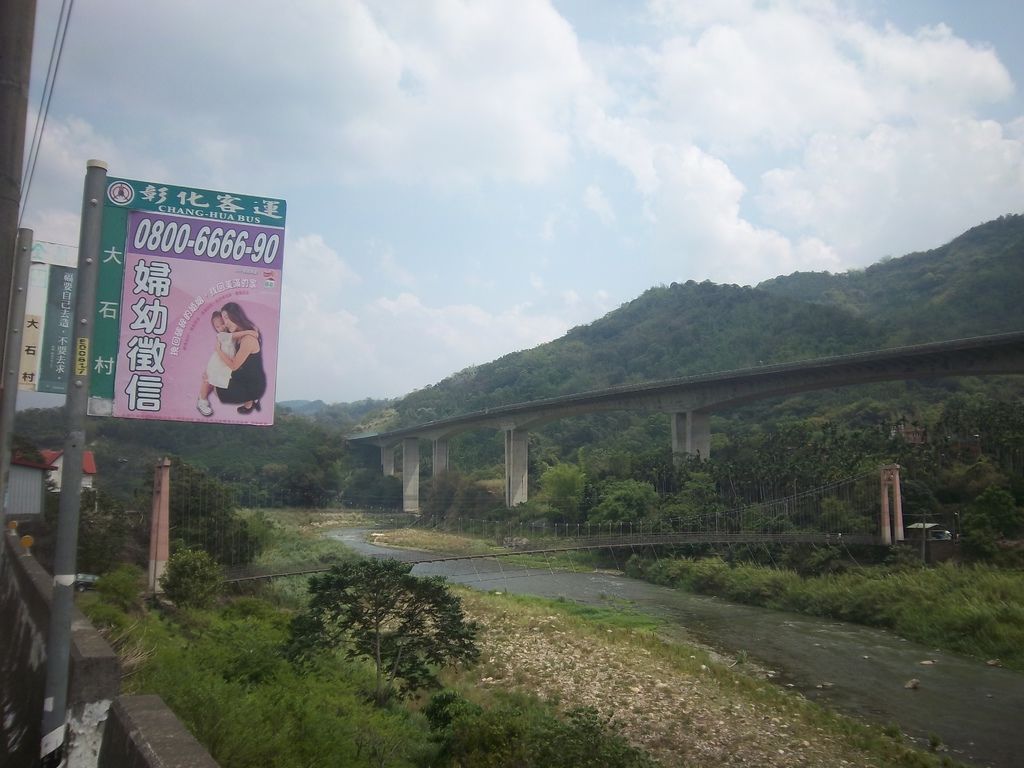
[38,449,97,492]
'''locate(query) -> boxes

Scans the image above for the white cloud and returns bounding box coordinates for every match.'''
[641,3,1013,155]
[276,298,368,402]
[19,0,1024,403]
[849,22,1013,117]
[361,292,573,392]
[276,233,369,399]
[651,8,877,152]
[577,103,660,195]
[540,213,558,241]
[372,292,567,354]
[286,234,361,291]
[583,184,616,224]
[18,113,147,239]
[372,244,416,287]
[758,118,1024,260]
[42,0,595,190]
[576,1,1021,280]
[345,1,594,186]
[648,144,840,281]
[1008,116,1024,140]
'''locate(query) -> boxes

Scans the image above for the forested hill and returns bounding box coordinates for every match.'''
[386,214,1024,429]
[13,214,1022,501]
[756,214,1024,342]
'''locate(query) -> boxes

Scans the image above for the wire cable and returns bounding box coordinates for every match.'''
[20,0,76,226]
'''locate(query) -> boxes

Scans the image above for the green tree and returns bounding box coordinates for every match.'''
[38,486,142,574]
[422,472,463,522]
[290,558,479,705]
[665,469,726,525]
[341,468,403,510]
[76,489,135,573]
[421,472,501,523]
[961,486,1023,560]
[589,479,658,524]
[160,549,223,608]
[453,479,501,518]
[169,459,261,565]
[972,486,1023,538]
[539,463,586,522]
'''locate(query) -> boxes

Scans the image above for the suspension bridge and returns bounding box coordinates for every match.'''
[148,465,909,586]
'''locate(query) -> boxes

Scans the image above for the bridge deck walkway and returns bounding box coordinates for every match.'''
[223,531,878,583]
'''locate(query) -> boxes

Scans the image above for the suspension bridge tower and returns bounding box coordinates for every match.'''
[879,464,905,545]
[148,458,171,594]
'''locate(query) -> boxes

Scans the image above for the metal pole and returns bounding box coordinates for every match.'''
[39,160,106,768]
[0,228,32,530]
[0,0,38,371]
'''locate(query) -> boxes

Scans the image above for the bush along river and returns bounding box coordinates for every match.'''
[328,528,1024,768]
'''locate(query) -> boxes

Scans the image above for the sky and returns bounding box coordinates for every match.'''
[18,0,1024,407]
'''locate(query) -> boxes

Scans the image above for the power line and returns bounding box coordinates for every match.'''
[20,0,75,227]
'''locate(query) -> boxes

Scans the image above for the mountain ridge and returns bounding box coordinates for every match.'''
[371,213,1022,432]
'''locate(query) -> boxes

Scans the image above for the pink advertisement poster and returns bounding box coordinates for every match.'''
[112,211,284,425]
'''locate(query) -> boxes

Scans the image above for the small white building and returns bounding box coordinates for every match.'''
[40,449,97,492]
[6,454,54,517]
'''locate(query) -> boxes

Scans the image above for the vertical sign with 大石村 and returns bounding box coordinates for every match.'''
[18,263,49,391]
[90,178,285,425]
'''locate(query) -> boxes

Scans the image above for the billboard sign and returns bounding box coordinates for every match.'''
[89,178,286,426]
[18,241,78,392]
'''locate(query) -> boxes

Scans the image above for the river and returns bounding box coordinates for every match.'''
[328,528,1023,768]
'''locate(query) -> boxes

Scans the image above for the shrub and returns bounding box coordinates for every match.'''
[428,691,656,768]
[160,550,223,608]
[96,564,145,612]
[83,602,133,633]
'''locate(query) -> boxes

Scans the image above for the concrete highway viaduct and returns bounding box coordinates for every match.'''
[347,332,1024,512]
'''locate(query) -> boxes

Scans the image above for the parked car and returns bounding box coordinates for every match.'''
[74,573,100,591]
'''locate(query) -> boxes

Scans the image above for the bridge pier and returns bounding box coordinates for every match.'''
[433,438,449,475]
[402,438,420,512]
[505,428,528,507]
[671,410,711,461]
[381,445,395,476]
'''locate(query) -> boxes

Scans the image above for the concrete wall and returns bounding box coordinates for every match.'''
[98,696,219,768]
[0,531,120,766]
[0,533,218,768]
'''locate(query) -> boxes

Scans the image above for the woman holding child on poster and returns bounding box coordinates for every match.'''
[196,301,267,416]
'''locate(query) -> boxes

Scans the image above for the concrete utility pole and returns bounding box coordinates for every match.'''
[39,159,106,768]
[0,228,33,529]
[0,0,38,373]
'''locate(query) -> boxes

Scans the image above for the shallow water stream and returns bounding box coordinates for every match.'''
[328,528,1024,767]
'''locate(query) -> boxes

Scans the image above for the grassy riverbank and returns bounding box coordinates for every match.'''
[627,555,1024,672]
[367,527,605,570]
[374,526,1024,672]
[80,514,968,767]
